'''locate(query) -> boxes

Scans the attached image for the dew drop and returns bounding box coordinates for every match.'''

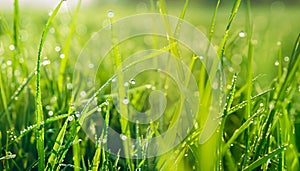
[199,55,204,60]
[274,61,279,66]
[55,46,61,52]
[60,54,65,59]
[97,107,102,112]
[107,11,114,18]
[269,102,274,110]
[80,91,87,97]
[239,31,246,38]
[6,60,12,66]
[42,59,51,66]
[184,153,188,157]
[120,134,127,141]
[284,56,289,62]
[122,97,129,105]
[88,63,94,69]
[68,115,74,121]
[259,103,264,107]
[75,112,80,118]
[129,79,136,85]
[9,44,15,51]
[48,111,54,116]
[230,144,234,147]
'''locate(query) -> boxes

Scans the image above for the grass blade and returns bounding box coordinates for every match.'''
[45,119,69,170]
[35,1,64,170]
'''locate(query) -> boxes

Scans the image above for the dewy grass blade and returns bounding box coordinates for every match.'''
[222,109,262,157]
[243,145,287,171]
[218,74,237,170]
[35,1,64,170]
[1,113,72,149]
[45,119,69,170]
[199,1,242,169]
[252,34,300,165]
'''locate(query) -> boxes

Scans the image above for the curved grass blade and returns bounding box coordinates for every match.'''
[35,1,64,170]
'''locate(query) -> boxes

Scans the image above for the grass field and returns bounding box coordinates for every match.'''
[0,0,300,170]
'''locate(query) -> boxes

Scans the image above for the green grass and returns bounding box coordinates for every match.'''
[0,0,300,170]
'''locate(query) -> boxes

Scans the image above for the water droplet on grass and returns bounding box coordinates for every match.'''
[122,97,129,104]
[68,115,74,121]
[55,46,61,52]
[107,11,114,18]
[42,59,51,66]
[277,41,282,46]
[80,91,86,97]
[9,44,15,51]
[60,54,65,59]
[239,31,246,38]
[6,60,12,66]
[284,56,289,62]
[120,134,127,141]
[260,103,264,107]
[48,111,54,116]
[130,79,136,85]
[75,112,80,118]
[88,63,94,68]
[269,102,274,109]
[184,153,188,157]
[274,61,279,66]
